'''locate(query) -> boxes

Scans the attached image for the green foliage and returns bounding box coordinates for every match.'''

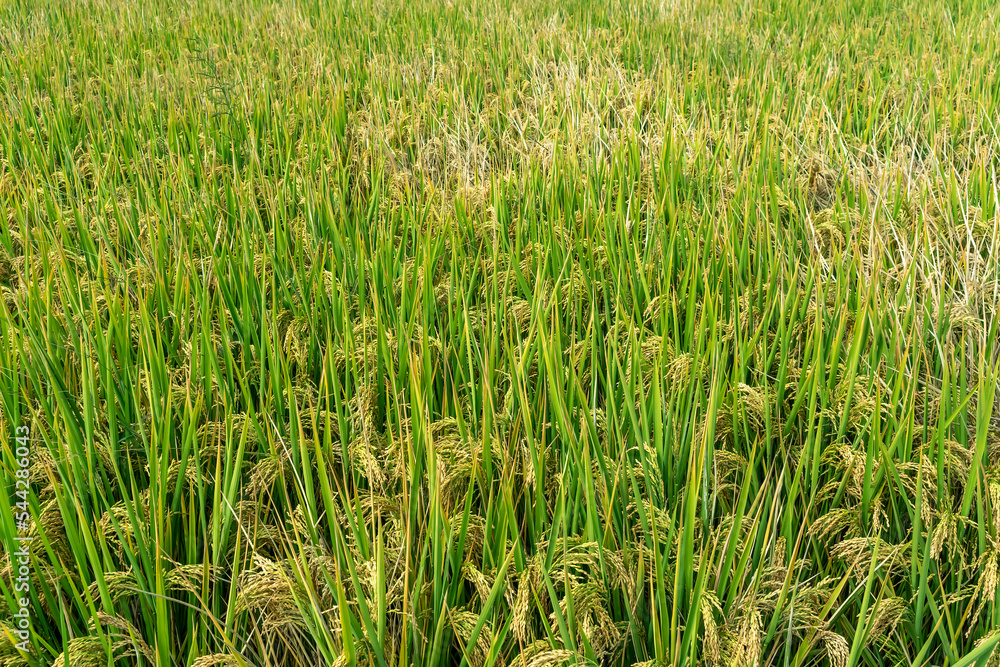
[0,0,999,665]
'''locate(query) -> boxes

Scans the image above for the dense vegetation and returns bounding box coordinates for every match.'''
[1,0,999,665]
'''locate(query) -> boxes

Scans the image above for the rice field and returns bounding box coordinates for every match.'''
[1,0,999,665]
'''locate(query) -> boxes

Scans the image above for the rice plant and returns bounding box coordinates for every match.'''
[1,0,999,665]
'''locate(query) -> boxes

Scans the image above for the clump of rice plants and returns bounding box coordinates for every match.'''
[1,0,999,665]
